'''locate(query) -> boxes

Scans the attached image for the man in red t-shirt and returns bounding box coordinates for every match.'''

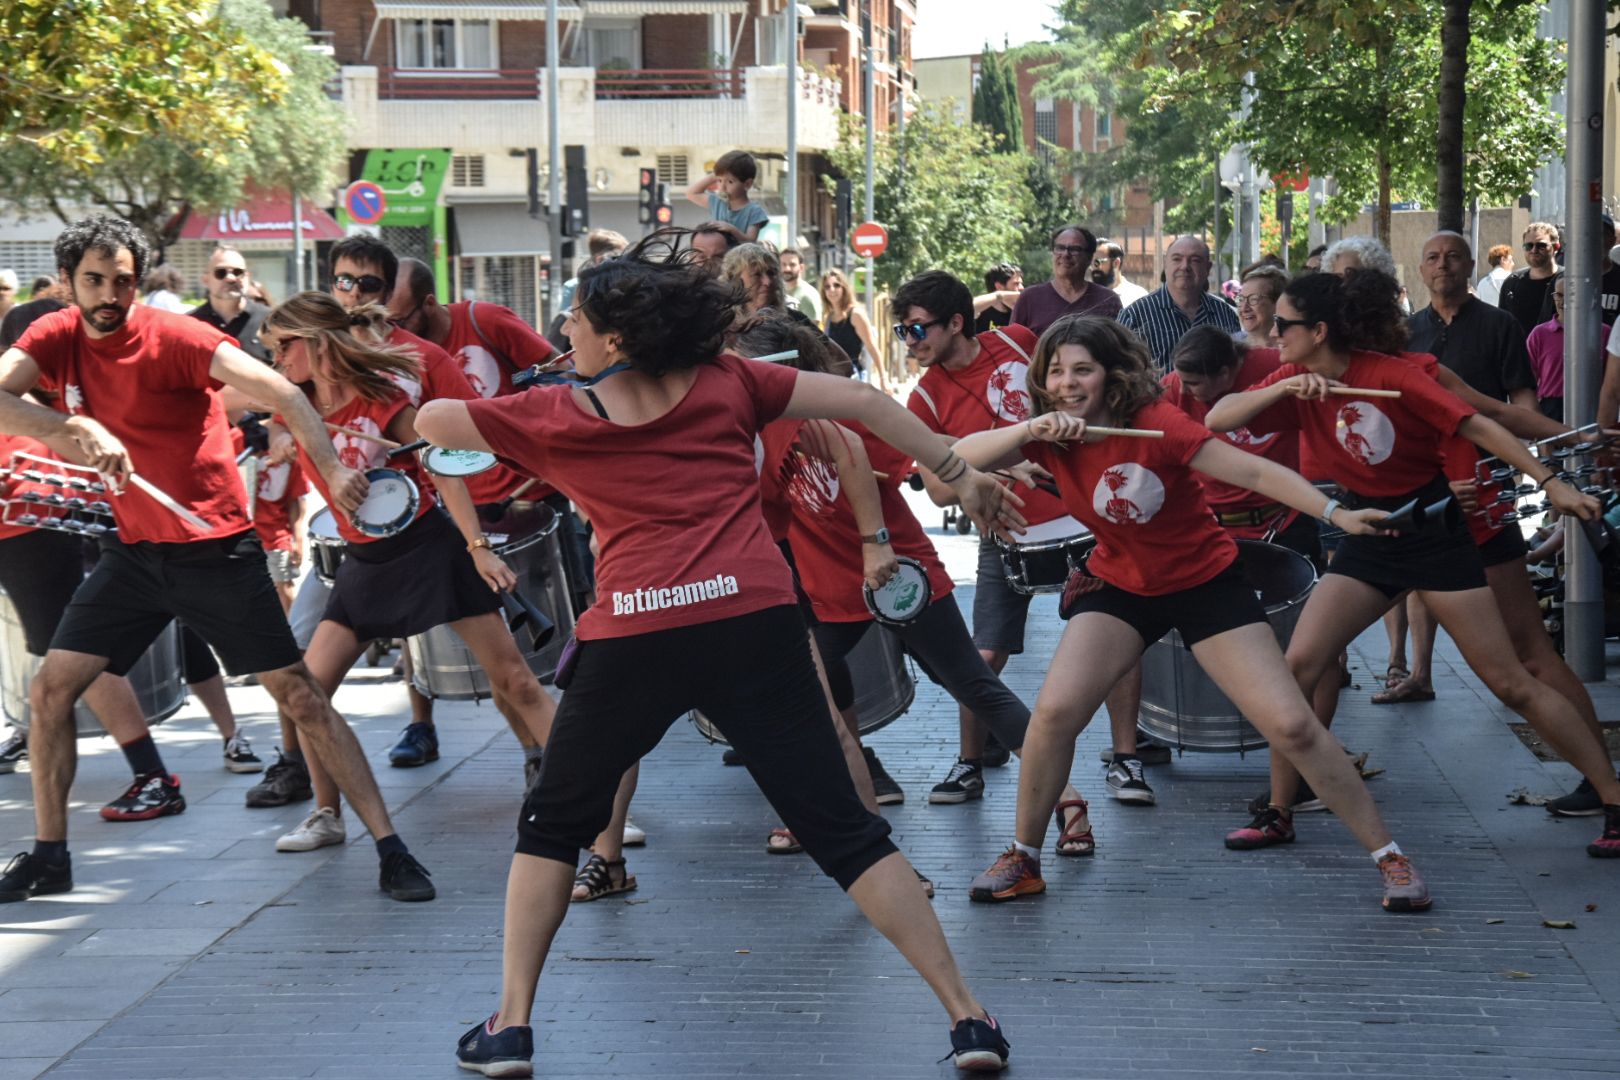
[895,270,1159,807]
[0,216,434,905]
[387,257,553,399]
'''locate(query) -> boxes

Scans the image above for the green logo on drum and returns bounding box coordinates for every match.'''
[891,580,920,612]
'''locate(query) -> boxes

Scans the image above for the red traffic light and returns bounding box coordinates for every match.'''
[639,167,656,187]
[654,204,674,225]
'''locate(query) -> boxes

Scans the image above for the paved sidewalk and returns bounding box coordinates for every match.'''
[3,508,1619,1078]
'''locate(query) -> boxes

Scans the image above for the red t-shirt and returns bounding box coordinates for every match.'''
[1162,351,1300,526]
[0,434,69,542]
[442,301,554,400]
[906,326,1068,526]
[759,418,952,622]
[1023,400,1236,596]
[296,388,436,545]
[230,427,308,552]
[1244,349,1477,498]
[16,305,250,544]
[467,353,800,639]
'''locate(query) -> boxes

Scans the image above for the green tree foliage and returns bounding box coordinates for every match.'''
[0,0,347,255]
[972,47,1024,150]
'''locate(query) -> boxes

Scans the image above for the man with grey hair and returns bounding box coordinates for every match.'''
[1118,234,1239,368]
[1322,235,1399,278]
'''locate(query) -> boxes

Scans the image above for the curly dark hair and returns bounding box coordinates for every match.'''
[1282,268,1407,355]
[574,239,746,376]
[891,270,974,340]
[1028,315,1162,424]
[731,309,851,377]
[1171,324,1246,379]
[55,215,150,280]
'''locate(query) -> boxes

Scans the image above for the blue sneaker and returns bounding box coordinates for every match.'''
[388,723,440,768]
[944,1014,1010,1072]
[456,1015,533,1077]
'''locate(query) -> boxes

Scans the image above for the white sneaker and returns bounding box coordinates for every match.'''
[276,807,346,852]
[622,817,646,847]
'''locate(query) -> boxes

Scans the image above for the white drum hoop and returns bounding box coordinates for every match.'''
[863,555,931,627]
[423,446,499,477]
[352,468,420,538]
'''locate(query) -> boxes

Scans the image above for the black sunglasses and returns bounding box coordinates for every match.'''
[213,267,248,280]
[891,318,944,344]
[334,272,386,294]
[1273,314,1314,333]
[1523,241,1553,252]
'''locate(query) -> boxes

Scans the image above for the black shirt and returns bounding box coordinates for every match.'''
[1602,263,1620,326]
[0,298,67,350]
[189,299,271,364]
[1496,268,1559,336]
[1407,298,1535,402]
[975,305,1013,336]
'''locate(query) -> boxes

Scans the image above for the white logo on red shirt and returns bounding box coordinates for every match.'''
[257,460,290,502]
[64,384,84,413]
[986,361,1032,423]
[1092,462,1165,524]
[331,418,385,471]
[1224,425,1277,449]
[458,346,501,399]
[391,371,423,408]
[1335,401,1394,466]
[784,455,841,515]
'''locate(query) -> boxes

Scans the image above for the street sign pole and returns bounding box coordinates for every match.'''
[546,0,563,326]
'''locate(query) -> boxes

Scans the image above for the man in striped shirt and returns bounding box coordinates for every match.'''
[1120,236,1240,370]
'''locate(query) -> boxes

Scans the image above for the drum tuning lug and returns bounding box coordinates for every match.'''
[16,514,38,526]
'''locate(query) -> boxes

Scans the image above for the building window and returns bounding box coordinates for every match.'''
[1034,97,1057,164]
[655,154,689,187]
[587,20,642,69]
[1097,111,1112,140]
[452,154,486,188]
[395,18,497,69]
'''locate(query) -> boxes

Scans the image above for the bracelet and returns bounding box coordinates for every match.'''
[931,449,959,476]
[939,457,969,484]
[1319,498,1340,526]
[1536,473,1564,491]
[467,537,493,553]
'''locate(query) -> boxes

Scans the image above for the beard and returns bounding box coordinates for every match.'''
[83,303,128,332]
[1090,269,1112,286]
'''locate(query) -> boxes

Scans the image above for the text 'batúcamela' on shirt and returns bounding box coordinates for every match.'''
[612,574,741,616]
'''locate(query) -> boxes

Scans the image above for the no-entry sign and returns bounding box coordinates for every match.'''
[344,181,387,226]
[852,221,889,258]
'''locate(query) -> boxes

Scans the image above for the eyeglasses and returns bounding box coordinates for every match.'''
[269,337,298,358]
[213,267,248,280]
[1523,241,1553,252]
[1051,245,1095,259]
[1273,314,1314,333]
[1237,294,1270,308]
[891,318,944,344]
[333,272,386,294]
[1090,257,1112,268]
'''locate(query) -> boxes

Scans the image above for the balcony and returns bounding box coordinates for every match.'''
[378,68,544,100]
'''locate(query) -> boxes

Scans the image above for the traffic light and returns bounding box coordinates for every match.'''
[637,167,658,225]
[654,182,673,226]
[563,145,589,237]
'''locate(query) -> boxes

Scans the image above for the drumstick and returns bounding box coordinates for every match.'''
[478,477,543,523]
[1086,426,1165,439]
[324,422,400,449]
[128,473,212,531]
[872,469,891,481]
[1326,387,1402,399]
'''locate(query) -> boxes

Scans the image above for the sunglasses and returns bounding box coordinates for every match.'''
[213,267,248,280]
[334,272,386,294]
[1273,314,1314,333]
[1524,241,1553,252]
[891,318,944,344]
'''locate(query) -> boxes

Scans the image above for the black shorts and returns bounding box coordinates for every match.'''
[1065,563,1268,648]
[0,529,87,656]
[1477,524,1529,568]
[1325,477,1488,599]
[51,530,303,677]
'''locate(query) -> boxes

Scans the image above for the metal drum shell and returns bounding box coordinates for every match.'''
[306,508,345,585]
[405,501,577,697]
[1135,540,1317,753]
[996,516,1096,595]
[691,621,915,745]
[1,589,185,738]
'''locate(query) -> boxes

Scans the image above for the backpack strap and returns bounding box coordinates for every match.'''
[989,326,1033,364]
[467,300,518,375]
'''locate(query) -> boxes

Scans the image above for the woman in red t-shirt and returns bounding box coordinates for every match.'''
[1207,269,1620,859]
[953,314,1426,913]
[259,295,556,855]
[415,244,1027,1074]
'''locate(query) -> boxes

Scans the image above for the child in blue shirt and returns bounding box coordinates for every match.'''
[685,149,769,240]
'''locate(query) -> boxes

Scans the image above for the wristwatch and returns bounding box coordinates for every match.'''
[860,528,891,545]
[467,537,493,553]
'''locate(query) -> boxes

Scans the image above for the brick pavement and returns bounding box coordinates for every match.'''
[4,504,1620,1079]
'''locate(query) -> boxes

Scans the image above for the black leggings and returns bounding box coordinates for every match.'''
[811,595,1031,752]
[518,605,896,890]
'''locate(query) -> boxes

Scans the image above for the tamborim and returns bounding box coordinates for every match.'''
[423,446,498,477]
[863,555,930,627]
[352,468,419,538]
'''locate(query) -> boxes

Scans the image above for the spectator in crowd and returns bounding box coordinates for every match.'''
[1303,245,1328,272]
[818,266,888,393]
[1119,234,1239,368]
[1528,276,1611,421]
[780,247,820,321]
[1600,213,1619,326]
[245,277,273,307]
[973,262,1022,334]
[188,246,270,364]
[549,228,628,349]
[1498,222,1562,335]
[1409,232,1536,408]
[1234,266,1288,345]
[0,270,16,322]
[686,221,745,273]
[1323,236,1399,279]
[1476,244,1514,306]
[1090,240,1149,309]
[141,265,189,313]
[28,275,54,299]
[684,149,768,241]
[1010,225,1121,334]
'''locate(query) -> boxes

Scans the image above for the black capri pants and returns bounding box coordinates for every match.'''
[811,594,1031,751]
[518,604,897,890]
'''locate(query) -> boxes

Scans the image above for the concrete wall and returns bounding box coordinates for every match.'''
[1336,206,1531,310]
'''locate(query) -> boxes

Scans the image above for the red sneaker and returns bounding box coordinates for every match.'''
[969,847,1044,903]
[1224,806,1295,850]
[1377,852,1432,912]
[100,774,186,822]
[1587,805,1620,858]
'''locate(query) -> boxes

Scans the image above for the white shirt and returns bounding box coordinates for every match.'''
[1113,278,1150,309]
[142,290,191,314]
[1475,266,1510,307]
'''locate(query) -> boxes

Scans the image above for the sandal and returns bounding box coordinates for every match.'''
[916,868,935,900]
[570,853,636,903]
[765,827,803,855]
[1371,675,1435,705]
[1053,798,1095,857]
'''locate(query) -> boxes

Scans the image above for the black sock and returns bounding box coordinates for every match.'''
[32,839,68,864]
[119,734,165,780]
[375,835,408,859]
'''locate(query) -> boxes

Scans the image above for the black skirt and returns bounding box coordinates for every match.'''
[322,507,502,641]
[1327,475,1487,595]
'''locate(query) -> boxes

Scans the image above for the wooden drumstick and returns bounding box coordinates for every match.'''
[478,476,544,523]
[1326,387,1402,398]
[1086,426,1165,439]
[127,473,212,531]
[324,422,400,449]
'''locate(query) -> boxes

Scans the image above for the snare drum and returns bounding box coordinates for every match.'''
[863,556,931,626]
[306,508,345,585]
[352,468,420,538]
[996,515,1096,594]
[423,446,498,477]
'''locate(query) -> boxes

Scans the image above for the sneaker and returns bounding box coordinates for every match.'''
[388,723,440,768]
[863,746,905,805]
[1100,738,1171,766]
[275,807,346,852]
[944,1014,1011,1071]
[379,850,436,901]
[523,752,542,796]
[222,733,263,774]
[456,1015,534,1078]
[100,774,186,822]
[969,846,1044,903]
[721,747,745,766]
[0,852,71,903]
[1224,806,1295,850]
[245,750,313,808]
[929,758,985,804]
[1588,805,1620,858]
[981,733,1011,769]
[0,731,26,775]
[622,817,646,847]
[1548,777,1607,818]
[1105,756,1156,805]
[1377,851,1432,912]
[1246,780,1325,815]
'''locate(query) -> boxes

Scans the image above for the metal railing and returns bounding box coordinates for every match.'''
[593,68,744,99]
[378,68,543,100]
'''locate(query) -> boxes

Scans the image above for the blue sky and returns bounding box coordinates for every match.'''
[912,0,1057,59]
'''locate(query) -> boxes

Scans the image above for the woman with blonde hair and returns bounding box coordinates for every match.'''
[820,266,890,393]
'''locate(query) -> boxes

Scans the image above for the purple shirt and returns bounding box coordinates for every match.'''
[1525,317,1611,399]
[1010,280,1123,335]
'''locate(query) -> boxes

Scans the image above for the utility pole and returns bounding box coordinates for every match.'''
[862,1,876,324]
[291,192,305,292]
[545,0,563,324]
[785,0,798,252]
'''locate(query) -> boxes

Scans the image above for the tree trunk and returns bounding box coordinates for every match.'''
[1437,0,1472,234]
[1376,145,1393,244]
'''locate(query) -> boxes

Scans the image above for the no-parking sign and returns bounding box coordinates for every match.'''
[344,181,387,226]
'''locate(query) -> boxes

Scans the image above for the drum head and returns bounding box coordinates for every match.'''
[307,508,343,544]
[354,469,420,537]
[424,447,498,477]
[863,556,930,625]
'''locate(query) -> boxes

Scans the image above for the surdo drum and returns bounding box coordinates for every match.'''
[690,621,916,745]
[1135,540,1317,753]
[995,516,1097,594]
[306,508,346,585]
[405,501,577,695]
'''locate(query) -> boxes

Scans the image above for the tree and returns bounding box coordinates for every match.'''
[972,48,1024,151]
[1436,0,1472,234]
[0,0,347,257]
